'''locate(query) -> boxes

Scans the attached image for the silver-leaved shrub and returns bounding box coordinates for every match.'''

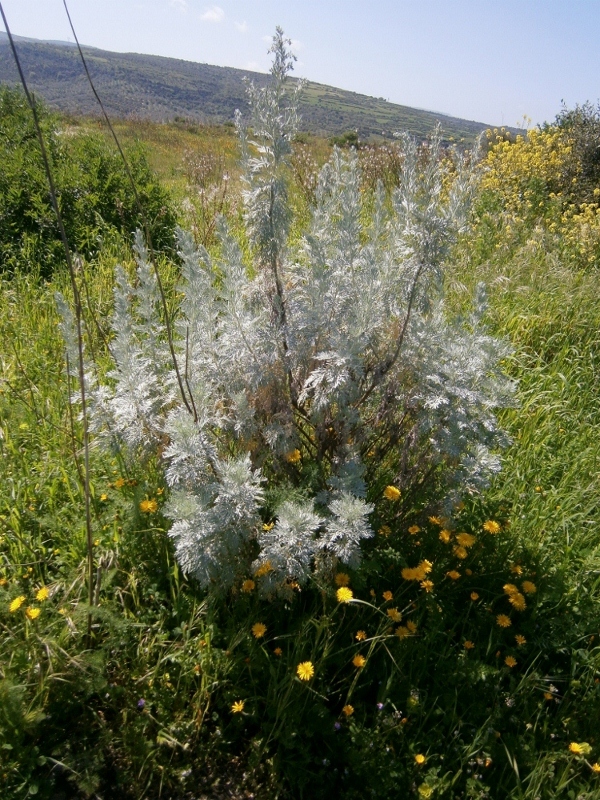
[59,29,514,595]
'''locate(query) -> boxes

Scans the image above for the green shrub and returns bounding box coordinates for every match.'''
[0,87,177,277]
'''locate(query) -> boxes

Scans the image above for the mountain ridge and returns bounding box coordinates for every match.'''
[0,34,498,142]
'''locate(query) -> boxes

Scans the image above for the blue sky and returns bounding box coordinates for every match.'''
[2,0,599,127]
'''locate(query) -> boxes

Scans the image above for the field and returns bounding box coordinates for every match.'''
[1,70,600,800]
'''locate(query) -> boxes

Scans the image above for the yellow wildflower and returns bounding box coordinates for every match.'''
[285,449,301,463]
[515,634,526,646]
[335,572,350,586]
[504,656,517,668]
[408,525,421,535]
[453,545,468,560]
[297,661,314,681]
[447,570,461,580]
[428,516,444,526]
[464,640,475,649]
[470,592,479,601]
[544,692,554,700]
[378,524,392,537]
[231,700,245,713]
[439,529,452,543]
[36,587,49,602]
[591,763,600,774]
[100,493,108,502]
[420,580,434,592]
[395,625,410,639]
[25,607,40,620]
[406,620,417,633]
[522,581,537,594]
[251,622,267,639]
[139,499,158,513]
[503,583,519,596]
[114,477,126,488]
[355,630,366,641]
[9,595,26,613]
[382,590,393,601]
[387,608,402,622]
[496,614,512,628]
[455,532,476,548]
[342,704,354,716]
[255,560,273,576]
[352,654,366,668]
[508,592,527,611]
[383,485,401,501]
[241,579,255,593]
[569,742,592,756]
[414,753,426,765]
[336,587,353,603]
[262,522,274,531]
[510,564,523,575]
[483,520,501,534]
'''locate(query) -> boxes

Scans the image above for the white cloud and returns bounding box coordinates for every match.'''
[245,60,267,73]
[200,5,225,22]
[235,21,248,33]
[170,0,188,11]
[290,39,303,54]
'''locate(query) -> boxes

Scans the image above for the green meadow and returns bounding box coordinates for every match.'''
[1,82,600,800]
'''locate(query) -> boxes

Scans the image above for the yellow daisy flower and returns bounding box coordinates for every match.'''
[139,498,158,514]
[352,654,366,668]
[515,634,527,646]
[470,592,479,601]
[241,579,255,593]
[504,656,517,668]
[25,607,40,620]
[9,595,26,613]
[383,485,401,501]
[335,573,350,586]
[342,704,354,716]
[483,520,501,534]
[439,529,452,544]
[408,525,421,535]
[251,622,267,639]
[455,532,476,548]
[464,640,475,649]
[231,700,245,713]
[285,449,301,463]
[447,570,461,580]
[382,590,393,601]
[336,587,353,603]
[420,580,434,592]
[453,545,468,560]
[387,608,402,622]
[355,630,366,641]
[297,661,315,681]
[414,754,426,764]
[496,614,512,628]
[522,581,537,594]
[378,525,392,537]
[35,587,49,602]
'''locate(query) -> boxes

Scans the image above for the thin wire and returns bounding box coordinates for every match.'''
[0,2,95,637]
[61,0,196,419]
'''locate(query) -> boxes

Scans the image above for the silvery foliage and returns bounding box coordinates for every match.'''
[57,29,514,593]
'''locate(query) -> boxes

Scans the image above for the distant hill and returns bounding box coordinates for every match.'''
[0,33,494,143]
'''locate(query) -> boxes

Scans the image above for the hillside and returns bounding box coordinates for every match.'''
[0,33,492,142]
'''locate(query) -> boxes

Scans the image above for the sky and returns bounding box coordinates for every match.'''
[1,0,599,127]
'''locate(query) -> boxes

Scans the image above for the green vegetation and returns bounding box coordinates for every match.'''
[0,87,177,276]
[1,66,600,800]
